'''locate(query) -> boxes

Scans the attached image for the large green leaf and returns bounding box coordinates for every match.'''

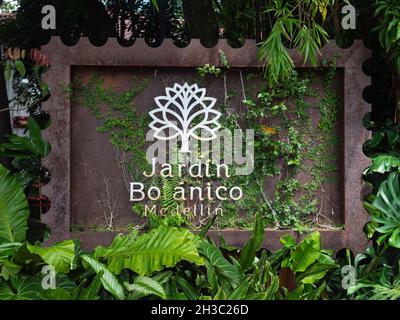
[0,276,43,300]
[0,242,23,259]
[0,259,21,280]
[213,287,227,300]
[73,270,103,300]
[0,118,50,159]
[291,232,321,273]
[81,255,125,300]
[0,242,24,280]
[372,172,400,248]
[27,240,76,273]
[93,232,138,260]
[124,276,166,299]
[227,281,249,300]
[0,164,29,242]
[4,60,13,80]
[27,118,51,157]
[14,60,26,78]
[348,279,400,300]
[246,272,280,300]
[239,212,264,271]
[297,263,338,284]
[365,154,400,175]
[199,240,240,290]
[98,226,203,276]
[172,276,199,300]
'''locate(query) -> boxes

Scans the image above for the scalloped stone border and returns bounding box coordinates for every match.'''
[41,37,371,252]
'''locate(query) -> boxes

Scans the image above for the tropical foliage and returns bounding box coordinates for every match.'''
[1,0,400,302]
[0,185,340,300]
[258,0,332,83]
[0,160,398,300]
[0,164,29,243]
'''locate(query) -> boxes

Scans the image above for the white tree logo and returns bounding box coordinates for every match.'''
[149,82,221,153]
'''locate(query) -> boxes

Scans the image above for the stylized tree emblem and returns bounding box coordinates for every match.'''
[149,82,221,152]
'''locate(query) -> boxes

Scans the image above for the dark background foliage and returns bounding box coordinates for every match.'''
[0,0,395,125]
[1,0,400,300]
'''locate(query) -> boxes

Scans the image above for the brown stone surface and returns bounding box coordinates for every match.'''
[69,67,343,230]
[42,37,371,252]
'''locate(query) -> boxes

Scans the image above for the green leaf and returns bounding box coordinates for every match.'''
[14,60,26,78]
[303,282,326,300]
[204,259,219,292]
[0,242,23,259]
[199,240,241,289]
[280,235,296,248]
[366,154,400,175]
[27,240,75,273]
[0,164,29,242]
[263,272,280,299]
[81,255,125,300]
[294,25,319,66]
[124,276,166,299]
[389,228,400,248]
[227,281,249,300]
[198,215,216,238]
[151,0,159,10]
[291,232,321,273]
[172,276,199,300]
[349,279,400,300]
[213,287,227,300]
[56,273,77,291]
[0,276,43,300]
[239,212,264,270]
[73,270,103,300]
[4,60,13,80]
[0,119,50,159]
[372,172,400,248]
[297,263,338,284]
[258,21,294,84]
[0,259,21,280]
[93,232,138,259]
[218,234,238,251]
[38,288,72,300]
[396,22,400,41]
[98,226,203,276]
[27,118,51,157]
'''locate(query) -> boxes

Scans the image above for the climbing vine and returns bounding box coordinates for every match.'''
[213,56,342,231]
[74,75,151,187]
[72,58,341,232]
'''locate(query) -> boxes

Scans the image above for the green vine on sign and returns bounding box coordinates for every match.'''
[72,58,341,232]
[73,75,191,230]
[214,56,341,231]
[74,75,151,187]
